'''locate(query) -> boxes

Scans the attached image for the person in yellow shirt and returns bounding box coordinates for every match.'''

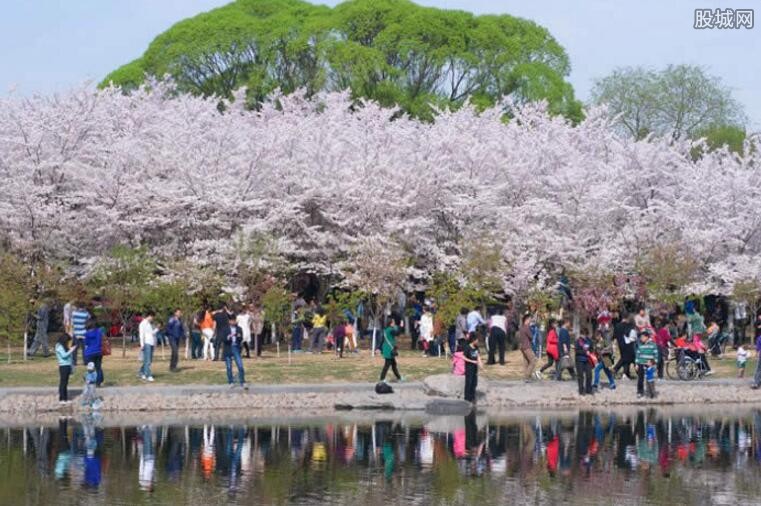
[311,308,328,354]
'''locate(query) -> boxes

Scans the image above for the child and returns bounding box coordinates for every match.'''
[737,344,749,378]
[452,340,466,376]
[81,362,98,408]
[645,359,657,398]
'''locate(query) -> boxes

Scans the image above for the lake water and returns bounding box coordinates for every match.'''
[2,408,761,505]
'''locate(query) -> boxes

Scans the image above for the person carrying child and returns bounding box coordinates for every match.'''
[645,359,657,398]
[635,330,659,399]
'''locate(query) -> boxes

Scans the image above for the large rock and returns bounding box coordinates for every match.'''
[422,374,488,399]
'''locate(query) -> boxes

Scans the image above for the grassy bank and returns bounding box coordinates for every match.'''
[0,344,750,388]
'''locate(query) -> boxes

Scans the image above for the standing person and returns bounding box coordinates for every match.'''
[613,315,637,380]
[380,317,403,383]
[752,332,761,389]
[138,311,156,382]
[592,330,616,390]
[29,299,51,357]
[462,333,484,403]
[310,307,328,354]
[223,315,246,388]
[71,302,91,366]
[635,330,659,399]
[419,306,434,356]
[198,306,215,361]
[237,307,253,359]
[635,307,652,331]
[737,344,749,378]
[556,318,575,381]
[505,302,518,349]
[55,334,77,405]
[81,362,98,408]
[518,314,539,381]
[487,308,507,365]
[596,308,613,344]
[645,360,657,398]
[291,305,305,353]
[63,300,74,336]
[466,307,486,338]
[334,318,347,358]
[574,333,594,396]
[166,309,184,372]
[654,318,672,379]
[212,303,232,362]
[251,306,265,357]
[540,319,559,376]
[83,320,104,387]
[455,307,468,344]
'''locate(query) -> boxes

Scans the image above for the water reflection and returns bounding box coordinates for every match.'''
[3,409,761,504]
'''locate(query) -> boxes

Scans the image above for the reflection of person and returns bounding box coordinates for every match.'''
[201,425,215,479]
[55,419,72,480]
[82,414,101,489]
[139,425,156,491]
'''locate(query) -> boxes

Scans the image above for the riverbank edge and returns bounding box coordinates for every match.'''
[2,378,761,416]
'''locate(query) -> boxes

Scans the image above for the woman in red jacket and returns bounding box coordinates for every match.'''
[540,319,559,377]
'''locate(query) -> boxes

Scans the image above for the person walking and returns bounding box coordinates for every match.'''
[138,311,156,382]
[419,306,434,356]
[487,308,507,365]
[635,330,659,399]
[310,307,328,354]
[574,333,594,395]
[197,306,215,361]
[29,299,51,357]
[613,315,637,380]
[251,306,265,356]
[540,319,559,376]
[463,333,484,403]
[212,303,232,361]
[380,317,403,383]
[223,315,246,388]
[334,318,347,358]
[70,302,91,366]
[291,305,305,353]
[236,306,253,358]
[556,318,575,381]
[518,314,539,381]
[654,318,672,379]
[83,319,105,387]
[166,309,184,372]
[55,334,77,404]
[592,330,616,390]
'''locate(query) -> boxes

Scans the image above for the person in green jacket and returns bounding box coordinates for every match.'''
[380,317,403,383]
[635,330,659,398]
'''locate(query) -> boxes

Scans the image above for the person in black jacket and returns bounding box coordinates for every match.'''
[574,334,594,395]
[223,315,246,388]
[613,314,637,380]
[462,333,484,403]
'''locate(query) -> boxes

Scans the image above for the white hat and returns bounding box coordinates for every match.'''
[87,362,95,371]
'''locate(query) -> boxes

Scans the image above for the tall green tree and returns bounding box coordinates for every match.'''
[591,64,746,140]
[101,0,581,121]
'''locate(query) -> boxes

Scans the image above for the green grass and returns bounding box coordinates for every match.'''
[0,345,750,388]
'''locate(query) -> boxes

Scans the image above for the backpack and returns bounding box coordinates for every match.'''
[375,382,394,394]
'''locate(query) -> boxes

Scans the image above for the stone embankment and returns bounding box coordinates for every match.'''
[2,377,760,418]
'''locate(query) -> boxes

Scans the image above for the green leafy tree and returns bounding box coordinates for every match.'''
[0,253,35,362]
[261,284,293,341]
[591,64,746,140]
[89,246,157,357]
[102,0,581,121]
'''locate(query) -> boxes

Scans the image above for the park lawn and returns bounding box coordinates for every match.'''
[0,344,750,388]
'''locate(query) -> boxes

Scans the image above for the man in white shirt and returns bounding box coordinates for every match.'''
[488,308,508,365]
[138,311,156,382]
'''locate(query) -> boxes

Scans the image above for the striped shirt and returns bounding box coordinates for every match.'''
[72,309,90,338]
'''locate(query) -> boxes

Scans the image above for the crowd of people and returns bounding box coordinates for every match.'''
[16,292,761,406]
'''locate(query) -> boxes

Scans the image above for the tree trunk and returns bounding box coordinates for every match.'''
[122,334,127,358]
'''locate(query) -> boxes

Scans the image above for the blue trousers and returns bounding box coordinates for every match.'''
[140,344,154,378]
[292,325,303,351]
[593,362,615,388]
[225,346,245,385]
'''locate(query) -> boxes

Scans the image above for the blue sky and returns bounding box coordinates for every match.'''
[1,0,758,128]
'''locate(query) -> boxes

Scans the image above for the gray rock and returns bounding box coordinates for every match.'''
[422,374,488,399]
